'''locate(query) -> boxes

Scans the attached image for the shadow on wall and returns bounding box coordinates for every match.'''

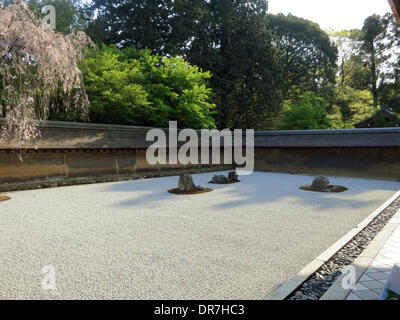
[104,171,400,212]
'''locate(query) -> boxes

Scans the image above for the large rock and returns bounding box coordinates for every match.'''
[311,176,331,191]
[228,171,238,182]
[178,173,197,192]
[210,175,230,184]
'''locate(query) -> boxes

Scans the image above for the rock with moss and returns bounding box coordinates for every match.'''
[311,176,331,191]
[178,173,197,192]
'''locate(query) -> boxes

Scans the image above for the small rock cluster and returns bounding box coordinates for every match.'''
[209,171,239,184]
[301,176,347,193]
[178,173,206,192]
[289,197,400,300]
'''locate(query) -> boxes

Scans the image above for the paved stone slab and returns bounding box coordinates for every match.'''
[345,220,400,300]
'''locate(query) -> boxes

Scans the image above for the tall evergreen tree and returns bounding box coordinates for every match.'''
[87,0,199,54]
[268,14,338,102]
[359,14,393,109]
[185,0,282,129]
[24,0,87,34]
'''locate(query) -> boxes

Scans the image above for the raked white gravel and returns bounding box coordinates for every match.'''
[0,171,399,299]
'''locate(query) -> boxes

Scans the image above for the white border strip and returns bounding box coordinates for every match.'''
[266,190,400,300]
[321,209,400,300]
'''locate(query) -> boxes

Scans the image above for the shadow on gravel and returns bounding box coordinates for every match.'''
[104,172,400,211]
[210,174,399,211]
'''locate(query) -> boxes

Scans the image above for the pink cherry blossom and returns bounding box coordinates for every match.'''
[0,1,93,147]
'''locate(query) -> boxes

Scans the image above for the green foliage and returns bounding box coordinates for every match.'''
[379,56,400,113]
[333,86,375,128]
[86,0,189,54]
[87,0,283,130]
[181,0,284,130]
[81,45,216,129]
[268,14,338,102]
[278,93,332,130]
[330,13,400,128]
[206,1,282,130]
[26,0,88,34]
[373,109,399,128]
[358,13,399,109]
[7,1,399,131]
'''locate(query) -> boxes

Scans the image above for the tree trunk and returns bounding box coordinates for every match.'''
[371,44,379,109]
[372,62,378,109]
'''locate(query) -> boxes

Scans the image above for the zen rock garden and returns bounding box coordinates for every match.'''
[168,173,347,196]
[1,0,400,303]
[1,170,399,300]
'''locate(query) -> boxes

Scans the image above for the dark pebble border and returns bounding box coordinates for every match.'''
[287,196,400,300]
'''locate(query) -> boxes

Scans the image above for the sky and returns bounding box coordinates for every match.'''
[268,0,393,31]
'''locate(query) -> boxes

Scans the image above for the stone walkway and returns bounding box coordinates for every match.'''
[346,212,400,300]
